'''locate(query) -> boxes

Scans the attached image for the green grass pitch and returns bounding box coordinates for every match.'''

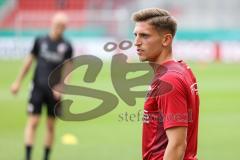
[0,60,240,160]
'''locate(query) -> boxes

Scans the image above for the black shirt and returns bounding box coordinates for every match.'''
[31,35,73,88]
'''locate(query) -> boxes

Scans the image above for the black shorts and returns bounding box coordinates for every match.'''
[28,84,61,117]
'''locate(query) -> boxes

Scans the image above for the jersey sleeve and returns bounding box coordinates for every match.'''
[156,73,188,130]
[30,37,40,57]
[65,43,73,60]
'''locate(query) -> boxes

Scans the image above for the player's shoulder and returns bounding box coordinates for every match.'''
[166,60,189,73]
[152,60,192,97]
[160,61,185,79]
[154,70,186,98]
[160,71,184,89]
[164,60,193,81]
[156,61,189,90]
[152,70,185,98]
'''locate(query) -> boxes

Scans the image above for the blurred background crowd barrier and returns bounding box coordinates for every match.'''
[0,0,240,62]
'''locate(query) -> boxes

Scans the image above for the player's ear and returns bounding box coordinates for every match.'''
[162,33,172,47]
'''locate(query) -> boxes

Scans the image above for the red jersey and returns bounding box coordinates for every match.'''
[142,60,199,160]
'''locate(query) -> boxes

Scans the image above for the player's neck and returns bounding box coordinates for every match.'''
[150,48,173,65]
[49,32,62,41]
[149,48,173,72]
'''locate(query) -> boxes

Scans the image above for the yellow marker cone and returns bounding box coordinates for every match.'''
[61,133,78,145]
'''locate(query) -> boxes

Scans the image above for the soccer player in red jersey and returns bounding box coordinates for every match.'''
[132,8,200,160]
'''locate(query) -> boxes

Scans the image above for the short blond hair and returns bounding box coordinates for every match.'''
[132,8,177,37]
[52,12,68,25]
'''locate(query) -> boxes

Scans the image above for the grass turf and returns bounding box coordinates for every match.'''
[0,60,240,160]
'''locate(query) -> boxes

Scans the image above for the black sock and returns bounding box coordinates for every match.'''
[44,147,51,160]
[25,145,32,160]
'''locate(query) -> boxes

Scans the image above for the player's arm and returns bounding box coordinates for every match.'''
[52,59,73,100]
[10,54,35,95]
[62,60,73,84]
[163,126,187,160]
[52,60,73,100]
[52,43,73,99]
[158,73,188,160]
[61,42,73,85]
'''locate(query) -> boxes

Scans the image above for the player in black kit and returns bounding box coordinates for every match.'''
[10,12,73,160]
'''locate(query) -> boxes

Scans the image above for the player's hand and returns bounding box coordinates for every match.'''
[10,81,21,95]
[52,90,61,100]
[52,84,63,100]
